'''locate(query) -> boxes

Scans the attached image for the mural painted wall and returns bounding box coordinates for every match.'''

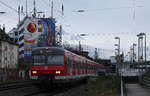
[22,17,55,63]
[24,18,55,48]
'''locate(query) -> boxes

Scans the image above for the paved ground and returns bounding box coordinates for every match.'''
[125,83,150,96]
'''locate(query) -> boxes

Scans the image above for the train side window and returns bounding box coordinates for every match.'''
[73,61,76,68]
[84,62,85,69]
[72,59,74,68]
[79,61,81,69]
[68,58,72,68]
[81,61,82,68]
[68,58,70,67]
[77,61,79,69]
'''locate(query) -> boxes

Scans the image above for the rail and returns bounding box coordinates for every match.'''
[121,78,123,96]
[121,77,127,96]
[0,80,39,91]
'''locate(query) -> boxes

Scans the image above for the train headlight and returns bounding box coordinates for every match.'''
[55,71,61,74]
[32,71,37,74]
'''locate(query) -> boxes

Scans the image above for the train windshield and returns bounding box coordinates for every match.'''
[33,54,64,65]
[47,55,64,65]
[33,55,46,65]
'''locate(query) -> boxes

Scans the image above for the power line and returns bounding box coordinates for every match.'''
[0,1,25,16]
[72,6,132,12]
[0,1,18,13]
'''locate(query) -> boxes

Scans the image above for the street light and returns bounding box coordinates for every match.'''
[114,37,120,75]
[137,33,146,62]
[137,34,144,62]
[115,37,120,55]
[139,33,147,71]
[0,11,6,14]
[76,10,85,12]
[80,34,88,36]
[132,43,137,70]
[140,33,146,62]
[139,36,143,62]
[137,32,147,73]
[78,34,88,51]
[114,44,118,46]
[133,43,136,62]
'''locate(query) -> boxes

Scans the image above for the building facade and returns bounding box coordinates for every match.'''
[0,27,19,81]
[8,17,56,79]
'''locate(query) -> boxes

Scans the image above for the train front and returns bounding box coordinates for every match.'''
[31,47,65,82]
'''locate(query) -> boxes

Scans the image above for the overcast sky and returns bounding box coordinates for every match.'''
[0,0,150,59]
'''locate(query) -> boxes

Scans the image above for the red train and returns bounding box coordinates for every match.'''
[31,47,105,83]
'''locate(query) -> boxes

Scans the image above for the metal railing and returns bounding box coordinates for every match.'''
[141,76,150,88]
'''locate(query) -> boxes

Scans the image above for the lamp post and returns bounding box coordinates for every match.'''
[115,37,120,75]
[139,33,147,71]
[140,36,143,72]
[139,33,146,62]
[137,35,140,62]
[0,12,6,14]
[115,37,120,56]
[127,52,131,71]
[137,32,147,73]
[133,43,136,62]
[132,43,136,69]
[78,34,88,51]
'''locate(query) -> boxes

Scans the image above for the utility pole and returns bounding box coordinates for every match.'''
[130,47,133,63]
[26,0,28,17]
[94,48,98,60]
[137,37,140,62]
[115,37,120,75]
[140,36,143,72]
[137,33,146,73]
[56,24,62,46]
[144,34,146,62]
[144,33,147,70]
[51,0,54,18]
[132,43,136,69]
[133,43,136,62]
[33,0,36,17]
[79,41,82,51]
[18,6,21,24]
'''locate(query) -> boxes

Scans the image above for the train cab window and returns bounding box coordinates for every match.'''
[47,55,64,65]
[33,55,46,65]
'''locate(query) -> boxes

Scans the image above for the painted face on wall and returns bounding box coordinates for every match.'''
[27,23,37,33]
[24,18,44,47]
[23,17,54,48]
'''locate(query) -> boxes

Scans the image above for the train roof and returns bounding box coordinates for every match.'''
[33,47,64,50]
[33,47,104,67]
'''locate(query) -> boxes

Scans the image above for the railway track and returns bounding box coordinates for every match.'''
[0,80,42,96]
[0,80,86,96]
[0,80,39,91]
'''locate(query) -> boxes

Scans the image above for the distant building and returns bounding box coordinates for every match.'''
[110,56,117,73]
[94,59,112,72]
[0,27,19,81]
[110,56,117,65]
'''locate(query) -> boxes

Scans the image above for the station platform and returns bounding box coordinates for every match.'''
[125,83,150,96]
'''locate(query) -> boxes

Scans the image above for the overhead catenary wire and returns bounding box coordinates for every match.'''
[0,0,25,16]
[0,1,18,13]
